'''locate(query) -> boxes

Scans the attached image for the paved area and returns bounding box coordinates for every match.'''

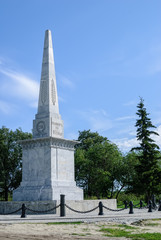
[0,208,160,224]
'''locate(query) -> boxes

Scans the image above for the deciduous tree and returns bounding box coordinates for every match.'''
[0,127,32,201]
[75,130,123,198]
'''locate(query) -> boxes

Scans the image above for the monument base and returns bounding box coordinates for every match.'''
[13,184,83,201]
[0,201,57,215]
[13,137,84,201]
[0,199,117,215]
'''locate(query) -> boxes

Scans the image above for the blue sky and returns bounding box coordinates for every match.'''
[0,0,161,152]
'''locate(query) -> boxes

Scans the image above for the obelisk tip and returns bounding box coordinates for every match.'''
[46,29,51,33]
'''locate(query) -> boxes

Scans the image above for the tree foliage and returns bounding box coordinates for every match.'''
[115,151,138,199]
[131,98,161,201]
[75,130,123,198]
[0,126,32,201]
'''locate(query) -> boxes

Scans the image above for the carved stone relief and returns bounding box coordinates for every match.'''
[40,80,47,104]
[36,121,46,133]
[21,138,76,150]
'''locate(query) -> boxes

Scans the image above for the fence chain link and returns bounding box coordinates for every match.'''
[25,204,60,214]
[103,205,127,212]
[0,207,22,215]
[65,204,99,214]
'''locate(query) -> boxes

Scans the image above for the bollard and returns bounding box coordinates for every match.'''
[60,194,65,217]
[129,201,134,214]
[158,200,161,211]
[98,201,104,215]
[148,200,152,212]
[140,200,143,208]
[21,204,26,218]
[124,200,128,209]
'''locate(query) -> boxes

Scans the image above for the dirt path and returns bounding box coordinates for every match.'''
[0,219,161,240]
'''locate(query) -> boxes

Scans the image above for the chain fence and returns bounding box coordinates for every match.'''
[25,204,60,214]
[103,205,127,212]
[0,195,161,218]
[65,204,99,214]
[0,203,60,217]
[1,207,22,215]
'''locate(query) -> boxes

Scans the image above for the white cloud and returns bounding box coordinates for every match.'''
[113,124,161,153]
[0,68,39,99]
[129,130,136,136]
[78,109,113,133]
[116,126,136,136]
[153,125,161,149]
[116,115,135,121]
[0,67,39,108]
[113,137,138,153]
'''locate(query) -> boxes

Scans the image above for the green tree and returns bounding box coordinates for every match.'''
[115,151,138,199]
[131,98,161,201]
[75,130,123,198]
[0,126,32,201]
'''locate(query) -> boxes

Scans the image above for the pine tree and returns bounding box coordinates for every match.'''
[132,98,161,202]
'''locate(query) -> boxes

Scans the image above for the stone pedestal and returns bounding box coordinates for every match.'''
[13,137,83,201]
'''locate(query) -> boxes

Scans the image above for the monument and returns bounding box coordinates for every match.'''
[13,30,83,201]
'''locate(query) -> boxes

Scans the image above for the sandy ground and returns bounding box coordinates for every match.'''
[0,219,161,240]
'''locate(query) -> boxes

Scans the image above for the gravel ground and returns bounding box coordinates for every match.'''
[0,219,161,240]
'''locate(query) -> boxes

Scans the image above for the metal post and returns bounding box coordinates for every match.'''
[124,200,128,209]
[158,200,161,211]
[148,200,152,212]
[98,201,104,215]
[21,204,26,218]
[129,201,134,214]
[60,194,65,217]
[140,200,143,208]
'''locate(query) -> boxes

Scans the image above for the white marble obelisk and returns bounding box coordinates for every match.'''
[13,30,83,201]
[33,30,64,139]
